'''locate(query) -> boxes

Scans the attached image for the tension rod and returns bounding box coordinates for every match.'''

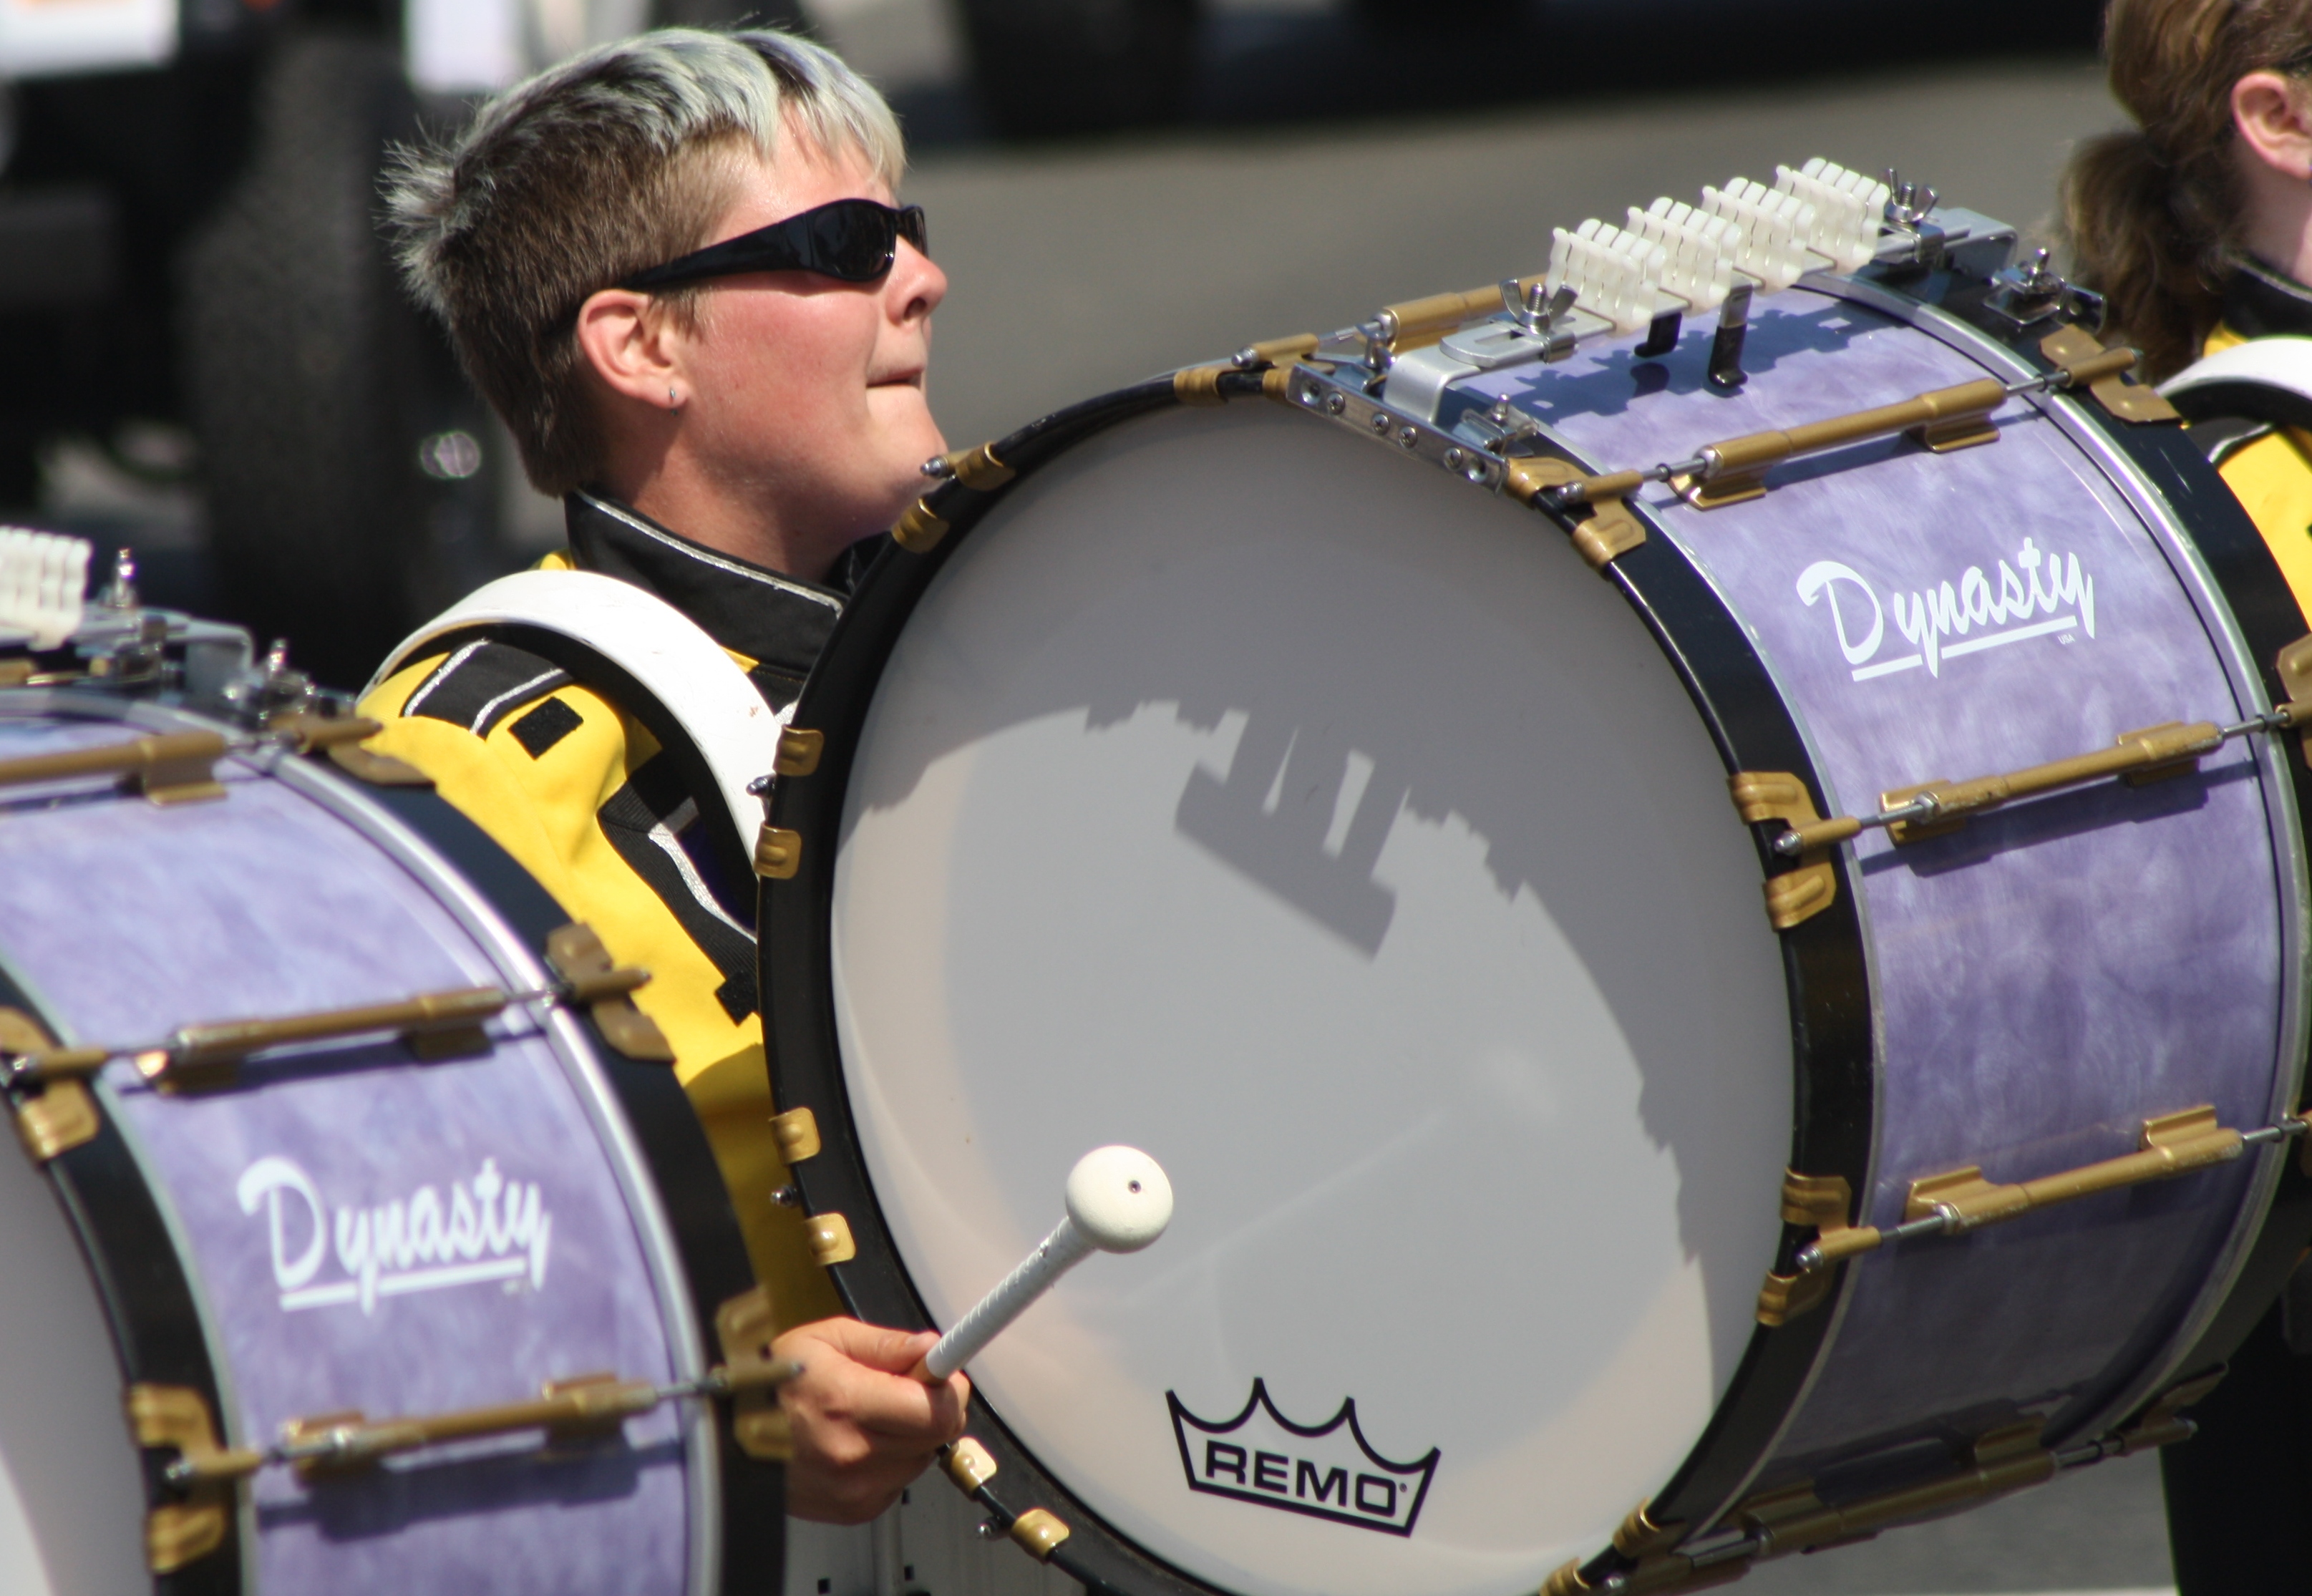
[3,968,650,1092]
[1767,707,2307,860]
[162,1358,804,1487]
[1789,1106,2306,1277]
[1540,345,2141,512]
[0,716,389,807]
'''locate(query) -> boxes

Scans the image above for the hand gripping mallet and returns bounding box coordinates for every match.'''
[918,1145,1173,1382]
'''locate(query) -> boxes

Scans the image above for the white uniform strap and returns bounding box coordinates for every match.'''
[2161,335,2312,424]
[366,568,782,850]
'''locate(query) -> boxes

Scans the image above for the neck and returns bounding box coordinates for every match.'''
[2238,155,2312,289]
[603,435,852,583]
[625,468,827,583]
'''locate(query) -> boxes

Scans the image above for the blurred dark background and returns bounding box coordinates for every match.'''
[0,0,2109,688]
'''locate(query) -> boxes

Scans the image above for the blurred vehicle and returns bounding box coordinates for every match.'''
[0,0,796,684]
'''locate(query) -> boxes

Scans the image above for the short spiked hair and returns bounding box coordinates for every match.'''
[384,28,906,496]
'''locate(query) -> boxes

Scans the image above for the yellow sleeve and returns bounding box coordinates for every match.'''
[2215,429,2312,629]
[2194,326,2312,628]
[358,648,844,1328]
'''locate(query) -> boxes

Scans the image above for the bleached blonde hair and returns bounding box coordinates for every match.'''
[384,28,905,495]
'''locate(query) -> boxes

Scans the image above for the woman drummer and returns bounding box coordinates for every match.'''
[2063,1,2312,1585]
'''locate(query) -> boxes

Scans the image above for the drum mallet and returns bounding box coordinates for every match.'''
[917,1145,1172,1382]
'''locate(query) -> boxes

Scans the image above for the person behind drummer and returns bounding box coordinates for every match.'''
[2065,0,2312,605]
[364,27,958,1523]
[2061,1,2312,1586]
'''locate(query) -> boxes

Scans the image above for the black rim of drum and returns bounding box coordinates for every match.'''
[759,374,1873,1595]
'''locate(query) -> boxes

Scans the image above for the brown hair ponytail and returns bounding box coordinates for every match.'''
[2062,0,2312,379]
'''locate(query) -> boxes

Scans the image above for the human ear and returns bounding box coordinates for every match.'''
[2233,69,2312,181]
[574,288,691,409]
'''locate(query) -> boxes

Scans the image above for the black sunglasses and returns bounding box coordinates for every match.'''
[620,198,928,293]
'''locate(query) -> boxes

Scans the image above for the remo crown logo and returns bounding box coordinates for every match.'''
[1168,1380,1439,1536]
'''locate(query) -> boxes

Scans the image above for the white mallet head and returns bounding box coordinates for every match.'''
[1064,1145,1172,1253]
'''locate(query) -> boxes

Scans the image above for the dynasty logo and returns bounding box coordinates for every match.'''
[1167,1381,1438,1536]
[237,1154,553,1315]
[1795,535,2097,682]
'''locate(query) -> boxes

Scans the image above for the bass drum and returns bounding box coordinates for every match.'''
[762,268,2312,1596]
[0,688,782,1593]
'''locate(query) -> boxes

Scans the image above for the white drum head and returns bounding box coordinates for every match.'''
[830,405,1793,1596]
[0,1095,150,1593]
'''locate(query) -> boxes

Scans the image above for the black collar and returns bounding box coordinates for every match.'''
[2224,256,2312,340]
[563,491,884,706]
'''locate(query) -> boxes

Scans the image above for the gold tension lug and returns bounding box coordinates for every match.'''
[2117,1368,2226,1454]
[893,498,949,554]
[1756,1171,1867,1326]
[774,728,823,777]
[717,1284,794,1462]
[754,826,802,880]
[0,1006,100,1161]
[544,923,671,1063]
[1727,772,1837,931]
[2039,326,2180,424]
[805,1212,858,1267]
[128,1384,251,1574]
[770,1106,821,1164]
[946,1436,1000,1495]
[1009,1507,1073,1561]
[2277,636,2312,769]
[1504,456,1646,570]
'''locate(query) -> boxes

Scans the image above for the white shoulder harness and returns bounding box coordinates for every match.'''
[2162,335,2312,417]
[366,568,783,849]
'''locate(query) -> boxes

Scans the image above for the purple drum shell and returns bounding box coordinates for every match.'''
[1453,287,2301,1489]
[0,709,704,1593]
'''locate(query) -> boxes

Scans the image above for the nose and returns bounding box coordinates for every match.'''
[890,239,946,326]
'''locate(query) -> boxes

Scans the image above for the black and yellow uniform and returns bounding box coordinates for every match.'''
[2158,258,2312,1593]
[359,491,879,1325]
[2196,257,2312,619]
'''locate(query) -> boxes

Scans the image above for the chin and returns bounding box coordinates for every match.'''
[871,389,946,457]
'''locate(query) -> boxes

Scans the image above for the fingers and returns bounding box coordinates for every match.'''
[797,1316,940,1374]
[774,1317,975,1524]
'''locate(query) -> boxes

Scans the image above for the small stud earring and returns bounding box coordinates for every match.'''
[669,387,679,407]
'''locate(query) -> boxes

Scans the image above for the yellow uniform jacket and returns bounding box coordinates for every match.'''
[359,490,882,1328]
[2192,258,2312,622]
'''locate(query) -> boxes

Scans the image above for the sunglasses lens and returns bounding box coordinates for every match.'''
[899,205,928,257]
[807,201,898,281]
